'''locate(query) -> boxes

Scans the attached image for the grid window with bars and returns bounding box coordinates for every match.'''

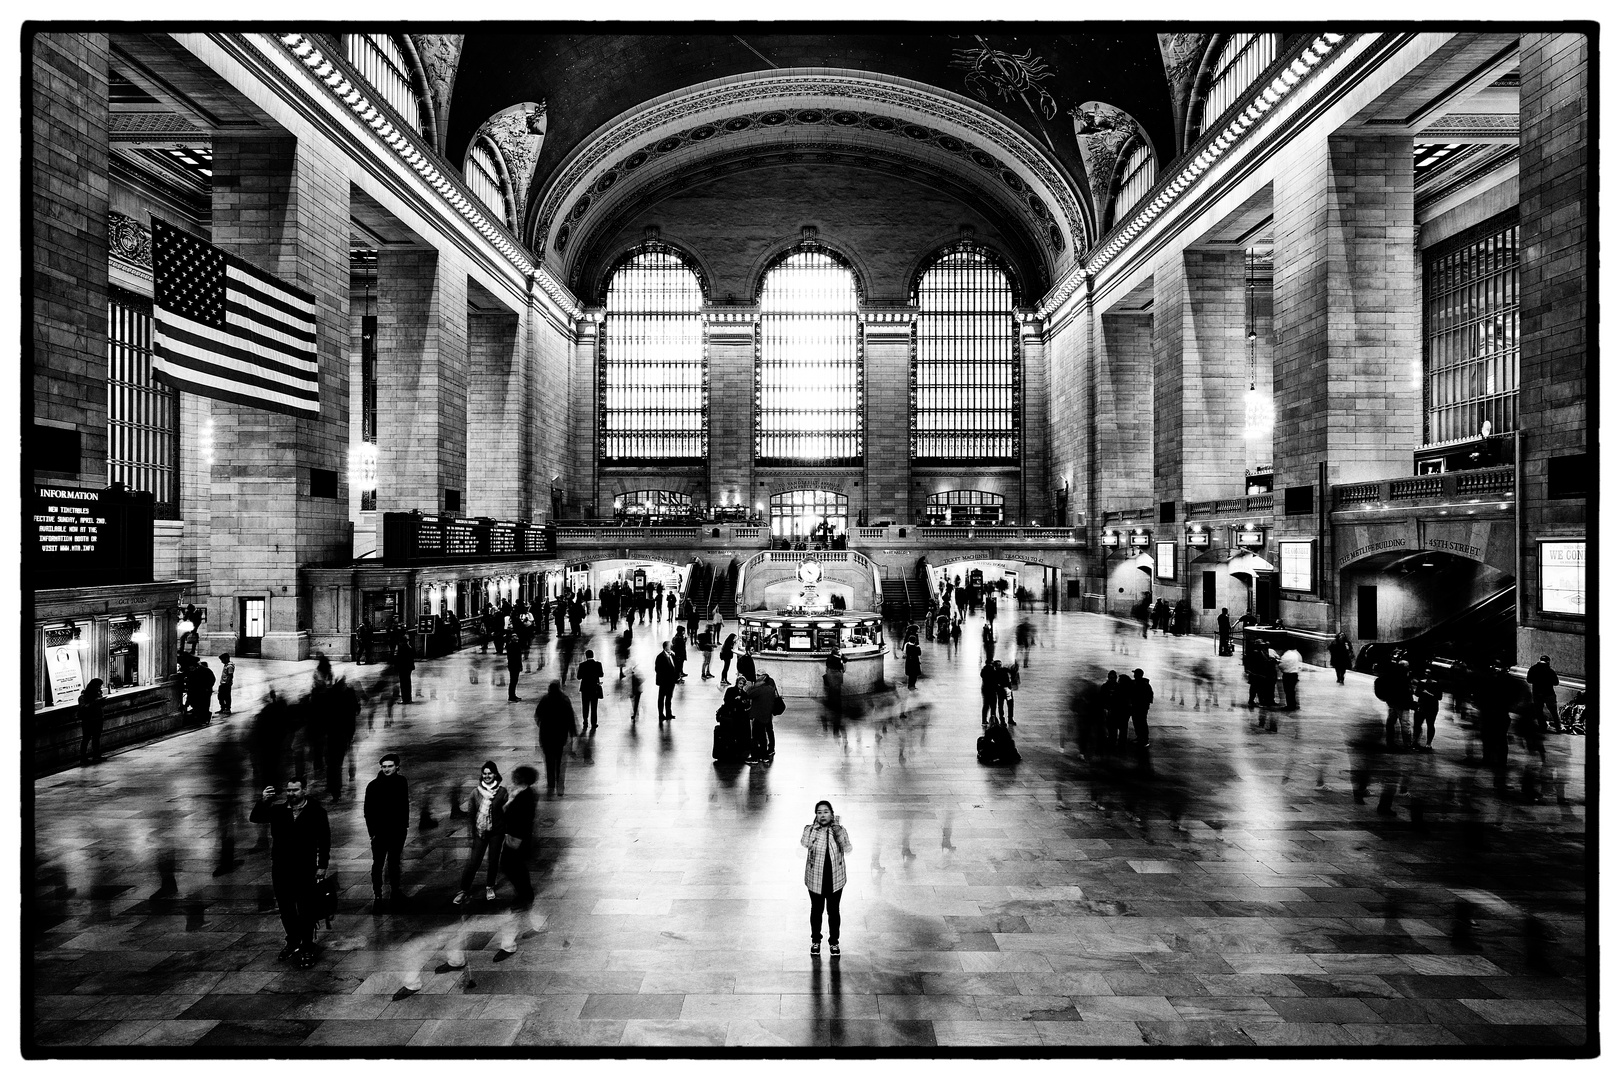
[770,489,848,539]
[106,291,178,517]
[1424,217,1520,445]
[911,246,1018,463]
[614,489,693,522]
[1196,34,1278,140]
[1113,141,1156,225]
[600,246,707,464]
[924,490,1005,527]
[757,249,863,465]
[346,34,423,137]
[465,141,506,224]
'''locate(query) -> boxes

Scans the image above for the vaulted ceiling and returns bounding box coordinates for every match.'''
[448,29,1177,286]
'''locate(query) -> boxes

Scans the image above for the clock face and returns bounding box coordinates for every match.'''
[796,559,823,584]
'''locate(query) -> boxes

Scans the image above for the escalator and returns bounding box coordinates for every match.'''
[1353,585,1517,675]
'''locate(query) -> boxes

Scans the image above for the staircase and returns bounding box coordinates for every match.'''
[882,576,918,620]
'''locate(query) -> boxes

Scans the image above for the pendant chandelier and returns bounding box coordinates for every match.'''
[1242,248,1273,441]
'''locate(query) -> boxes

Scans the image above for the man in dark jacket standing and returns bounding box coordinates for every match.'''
[655,641,679,722]
[506,631,525,701]
[1526,655,1562,731]
[1129,669,1155,748]
[393,637,415,706]
[250,777,331,967]
[745,672,780,763]
[534,681,578,795]
[363,753,409,909]
[577,649,605,730]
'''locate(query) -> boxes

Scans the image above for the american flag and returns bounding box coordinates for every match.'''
[151,219,320,416]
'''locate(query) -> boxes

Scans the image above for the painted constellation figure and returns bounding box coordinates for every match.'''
[949,37,1058,121]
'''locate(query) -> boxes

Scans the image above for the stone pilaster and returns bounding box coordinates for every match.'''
[1018,315,1049,524]
[205,136,350,660]
[705,310,757,514]
[374,249,468,515]
[32,32,110,485]
[466,309,528,519]
[1097,310,1154,512]
[862,311,913,523]
[1517,32,1590,673]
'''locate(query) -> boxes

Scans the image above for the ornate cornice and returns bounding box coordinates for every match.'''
[536,70,1086,263]
[1037,32,1349,319]
[270,33,581,322]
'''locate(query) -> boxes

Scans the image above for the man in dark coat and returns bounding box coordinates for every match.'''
[250,777,331,967]
[745,672,780,762]
[1217,608,1233,655]
[655,641,679,722]
[1128,669,1155,748]
[534,681,578,795]
[1525,655,1562,731]
[393,637,415,705]
[506,631,525,701]
[363,753,409,907]
[577,649,605,730]
[672,626,689,682]
[187,660,217,723]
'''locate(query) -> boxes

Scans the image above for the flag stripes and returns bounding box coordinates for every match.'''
[150,219,321,417]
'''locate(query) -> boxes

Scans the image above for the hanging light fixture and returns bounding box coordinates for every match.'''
[1243,248,1274,441]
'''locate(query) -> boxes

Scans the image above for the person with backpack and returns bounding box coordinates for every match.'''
[1375,660,1413,750]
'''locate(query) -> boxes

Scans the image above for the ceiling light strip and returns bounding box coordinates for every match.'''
[275,33,582,320]
[1039,32,1347,320]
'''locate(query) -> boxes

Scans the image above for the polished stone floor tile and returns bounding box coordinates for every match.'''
[28,612,1590,1052]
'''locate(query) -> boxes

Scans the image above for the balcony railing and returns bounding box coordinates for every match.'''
[1332,465,1515,510]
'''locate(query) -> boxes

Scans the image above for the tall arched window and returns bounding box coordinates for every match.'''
[770,489,849,539]
[600,244,707,463]
[757,247,862,466]
[912,245,1018,463]
[346,34,427,138]
[1193,34,1278,142]
[464,140,507,226]
[1112,141,1156,225]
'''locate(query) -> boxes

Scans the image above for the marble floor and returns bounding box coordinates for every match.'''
[28,609,1591,1053]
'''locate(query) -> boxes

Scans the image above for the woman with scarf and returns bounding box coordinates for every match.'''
[800,800,853,955]
[453,761,507,904]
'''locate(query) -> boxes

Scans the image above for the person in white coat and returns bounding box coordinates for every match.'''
[800,800,854,955]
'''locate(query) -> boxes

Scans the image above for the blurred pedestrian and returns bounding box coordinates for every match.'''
[903,635,922,690]
[1129,669,1154,748]
[506,634,525,701]
[1279,643,1303,711]
[1377,661,1413,749]
[77,678,106,765]
[394,637,415,705]
[1329,632,1353,685]
[628,661,645,725]
[535,681,578,795]
[577,649,604,730]
[672,626,689,682]
[496,764,539,952]
[187,660,216,723]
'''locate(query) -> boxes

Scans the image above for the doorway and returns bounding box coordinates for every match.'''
[239,597,266,657]
[1357,585,1378,640]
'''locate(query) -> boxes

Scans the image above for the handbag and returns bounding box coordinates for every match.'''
[315,873,339,928]
[772,692,786,716]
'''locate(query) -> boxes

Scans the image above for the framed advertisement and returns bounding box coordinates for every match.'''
[1278,540,1315,592]
[1155,541,1176,581]
[1538,539,1586,616]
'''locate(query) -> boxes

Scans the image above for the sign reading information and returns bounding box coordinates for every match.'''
[31,484,154,586]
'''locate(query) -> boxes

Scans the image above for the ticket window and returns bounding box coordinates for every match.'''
[107,618,148,691]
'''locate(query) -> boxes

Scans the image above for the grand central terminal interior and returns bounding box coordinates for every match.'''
[22,23,1594,1055]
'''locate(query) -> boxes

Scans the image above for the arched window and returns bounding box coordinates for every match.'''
[912,245,1018,463]
[924,490,1005,527]
[757,247,862,466]
[464,140,507,226]
[612,490,693,523]
[770,489,849,539]
[600,244,707,463]
[1193,34,1278,142]
[346,34,427,138]
[1112,141,1156,225]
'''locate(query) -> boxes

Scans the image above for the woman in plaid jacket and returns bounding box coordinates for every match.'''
[800,800,854,955]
